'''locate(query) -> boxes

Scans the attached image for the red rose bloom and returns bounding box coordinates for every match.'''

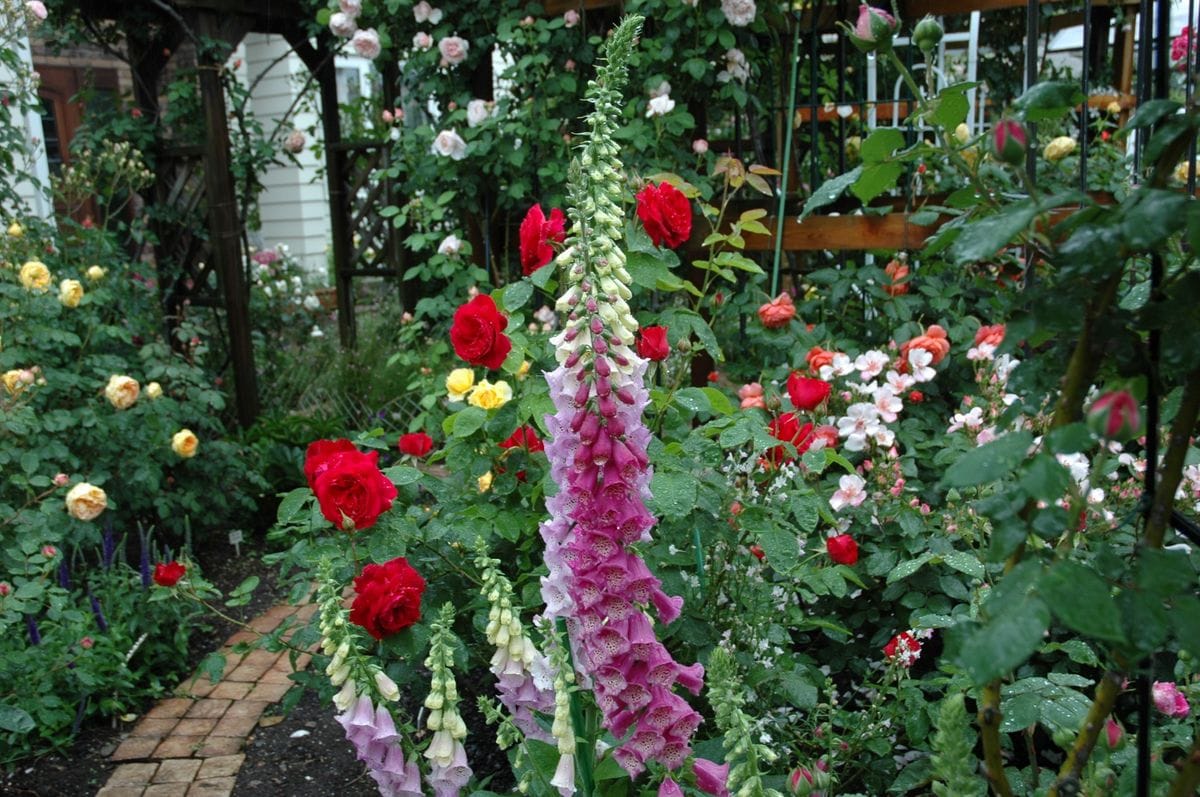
[398,432,434,458]
[519,204,566,276]
[350,557,426,640]
[767,412,815,465]
[305,439,397,531]
[499,425,544,453]
[450,295,512,370]
[883,631,922,666]
[826,534,859,565]
[636,182,692,248]
[786,373,831,411]
[153,561,186,587]
[636,325,670,361]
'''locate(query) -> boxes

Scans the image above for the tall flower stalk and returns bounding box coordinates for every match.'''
[539,13,705,781]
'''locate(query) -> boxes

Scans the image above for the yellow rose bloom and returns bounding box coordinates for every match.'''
[85,265,106,282]
[515,361,531,381]
[65,482,107,521]
[145,381,163,399]
[467,379,512,411]
[7,222,23,238]
[1044,136,1077,162]
[172,429,199,458]
[1106,101,1122,116]
[3,370,24,395]
[477,471,494,493]
[59,279,83,308]
[19,261,51,292]
[954,123,971,145]
[104,375,140,410]
[446,368,475,401]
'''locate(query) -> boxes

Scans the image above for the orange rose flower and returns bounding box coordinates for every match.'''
[974,324,1005,347]
[901,323,950,365]
[806,346,836,374]
[883,259,910,296]
[757,293,796,329]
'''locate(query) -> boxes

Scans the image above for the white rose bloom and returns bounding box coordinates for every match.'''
[721,0,757,26]
[329,11,356,37]
[646,94,676,118]
[438,235,463,256]
[466,99,490,128]
[431,129,468,160]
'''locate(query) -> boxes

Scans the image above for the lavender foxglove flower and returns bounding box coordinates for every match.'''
[101,520,115,569]
[26,615,41,645]
[138,531,150,589]
[336,694,424,796]
[538,14,704,780]
[58,559,71,590]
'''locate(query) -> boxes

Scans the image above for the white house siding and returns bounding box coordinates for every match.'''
[240,34,330,279]
[2,20,51,220]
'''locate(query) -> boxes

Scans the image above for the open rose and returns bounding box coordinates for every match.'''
[519,204,566,275]
[304,439,397,531]
[636,326,670,361]
[826,533,859,565]
[104,375,140,409]
[398,432,434,457]
[450,295,511,369]
[738,382,766,410]
[900,324,950,365]
[65,482,107,521]
[171,429,199,458]
[806,345,836,373]
[59,279,83,308]
[636,182,692,248]
[883,258,909,296]
[767,412,814,465]
[499,425,544,453]
[974,324,1005,347]
[351,28,381,59]
[787,373,831,411]
[19,261,51,292]
[431,129,467,160]
[438,36,469,67]
[328,11,356,37]
[153,561,186,587]
[758,293,796,329]
[350,557,426,639]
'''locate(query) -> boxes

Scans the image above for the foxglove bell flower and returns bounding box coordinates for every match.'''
[538,15,705,780]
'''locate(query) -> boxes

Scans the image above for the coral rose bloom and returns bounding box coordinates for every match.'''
[974,324,1005,347]
[757,293,796,329]
[901,323,950,365]
[883,259,909,296]
[806,346,836,374]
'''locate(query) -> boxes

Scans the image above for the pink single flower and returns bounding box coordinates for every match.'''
[1152,681,1190,717]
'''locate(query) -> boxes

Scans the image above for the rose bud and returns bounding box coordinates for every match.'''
[992,119,1027,166]
[1086,390,1141,443]
[845,4,899,54]
[912,15,944,53]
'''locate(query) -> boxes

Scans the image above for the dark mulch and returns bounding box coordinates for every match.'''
[0,532,286,797]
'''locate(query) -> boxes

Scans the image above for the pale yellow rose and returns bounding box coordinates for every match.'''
[145,381,163,399]
[446,368,475,401]
[467,379,512,410]
[515,361,531,381]
[171,429,199,458]
[85,265,106,282]
[19,261,51,292]
[1044,136,1077,162]
[59,279,83,308]
[65,482,107,521]
[104,375,140,410]
[2,370,24,395]
[477,471,494,493]
[7,222,23,238]
[954,123,971,145]
[1106,101,1122,116]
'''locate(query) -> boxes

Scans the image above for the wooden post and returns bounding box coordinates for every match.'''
[317,44,356,348]
[193,10,259,427]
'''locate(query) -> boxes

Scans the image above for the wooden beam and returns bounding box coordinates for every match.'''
[193,10,258,427]
[740,214,944,252]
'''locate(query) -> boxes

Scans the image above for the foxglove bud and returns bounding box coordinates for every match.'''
[1087,390,1141,442]
[992,119,1027,166]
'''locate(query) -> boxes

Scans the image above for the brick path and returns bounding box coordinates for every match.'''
[97,601,318,797]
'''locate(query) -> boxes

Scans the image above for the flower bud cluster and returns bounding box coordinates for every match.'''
[424,603,472,795]
[707,645,784,797]
[475,543,555,743]
[546,622,577,795]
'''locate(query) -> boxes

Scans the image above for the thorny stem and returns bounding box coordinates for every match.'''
[1143,369,1200,549]
[1166,737,1200,797]
[1047,671,1124,797]
[978,681,1014,797]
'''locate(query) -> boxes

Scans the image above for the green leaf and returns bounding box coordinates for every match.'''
[948,202,1038,264]
[955,595,1051,684]
[701,387,734,416]
[1039,561,1125,643]
[1019,454,1074,503]
[382,466,423,486]
[1012,81,1086,121]
[888,553,934,584]
[1171,595,1200,657]
[1134,548,1196,597]
[800,166,863,219]
[648,472,698,519]
[674,388,712,415]
[778,670,818,708]
[940,431,1033,489]
[790,494,820,532]
[0,704,35,733]
[757,527,801,572]
[1121,189,1189,250]
[861,128,906,163]
[1124,99,1183,130]
[940,550,985,580]
[502,280,533,312]
[928,91,969,130]
[452,407,487,438]
[852,162,903,204]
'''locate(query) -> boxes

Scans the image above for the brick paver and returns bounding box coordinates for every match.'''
[99,592,318,796]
